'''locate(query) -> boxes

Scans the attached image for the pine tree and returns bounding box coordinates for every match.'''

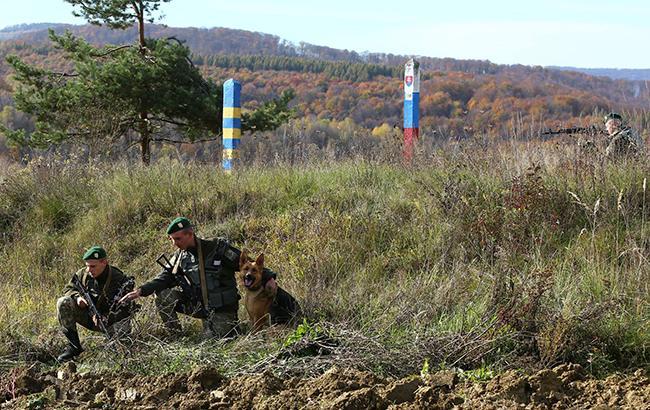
[3,0,293,164]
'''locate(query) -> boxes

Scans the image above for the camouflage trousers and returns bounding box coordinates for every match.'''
[154,288,238,338]
[56,296,131,338]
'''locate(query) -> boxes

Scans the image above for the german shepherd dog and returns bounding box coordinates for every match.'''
[238,251,300,332]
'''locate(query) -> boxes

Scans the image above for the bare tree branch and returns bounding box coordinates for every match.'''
[149,117,190,127]
[150,136,223,144]
[92,44,134,57]
[52,71,79,78]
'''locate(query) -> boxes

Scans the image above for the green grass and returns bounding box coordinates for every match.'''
[0,140,648,376]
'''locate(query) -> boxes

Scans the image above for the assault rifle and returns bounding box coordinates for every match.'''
[541,125,606,136]
[156,254,206,315]
[71,275,109,334]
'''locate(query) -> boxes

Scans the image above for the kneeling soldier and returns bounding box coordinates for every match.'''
[120,217,243,338]
[56,246,136,362]
[603,112,644,158]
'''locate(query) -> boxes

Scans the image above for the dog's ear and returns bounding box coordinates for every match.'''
[240,250,248,267]
[255,253,264,267]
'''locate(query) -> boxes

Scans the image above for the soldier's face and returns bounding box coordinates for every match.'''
[169,229,195,250]
[85,259,108,278]
[605,119,621,135]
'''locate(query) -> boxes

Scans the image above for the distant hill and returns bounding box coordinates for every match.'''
[548,66,650,81]
[0,23,68,40]
[5,23,650,82]
[0,23,507,74]
[1,23,649,141]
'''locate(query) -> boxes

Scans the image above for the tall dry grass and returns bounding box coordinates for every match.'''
[0,138,648,376]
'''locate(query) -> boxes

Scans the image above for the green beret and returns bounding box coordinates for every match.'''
[604,112,622,123]
[166,217,192,234]
[83,246,107,260]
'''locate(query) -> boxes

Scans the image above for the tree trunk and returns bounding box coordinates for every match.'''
[135,1,149,165]
[139,111,150,165]
[136,0,146,51]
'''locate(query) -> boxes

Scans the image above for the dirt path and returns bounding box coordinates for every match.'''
[2,363,648,409]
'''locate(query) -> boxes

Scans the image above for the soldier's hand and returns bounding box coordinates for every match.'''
[76,296,88,308]
[119,288,142,304]
[92,314,100,328]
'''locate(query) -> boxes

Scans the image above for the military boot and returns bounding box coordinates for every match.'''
[57,329,84,362]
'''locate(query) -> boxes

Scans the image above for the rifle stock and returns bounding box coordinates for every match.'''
[109,277,138,323]
[156,253,206,314]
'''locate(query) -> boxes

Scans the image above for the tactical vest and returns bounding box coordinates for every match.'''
[606,128,640,157]
[80,266,116,315]
[174,238,240,310]
[78,266,135,325]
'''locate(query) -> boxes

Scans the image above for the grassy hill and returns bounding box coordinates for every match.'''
[0,140,648,377]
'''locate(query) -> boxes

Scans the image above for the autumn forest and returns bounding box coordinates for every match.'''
[1,23,649,162]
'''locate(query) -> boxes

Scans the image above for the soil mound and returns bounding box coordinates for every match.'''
[1,363,648,409]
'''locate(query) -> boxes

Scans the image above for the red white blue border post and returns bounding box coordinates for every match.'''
[403,58,420,160]
[222,79,241,173]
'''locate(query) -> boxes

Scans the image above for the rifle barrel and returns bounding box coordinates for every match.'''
[72,275,109,334]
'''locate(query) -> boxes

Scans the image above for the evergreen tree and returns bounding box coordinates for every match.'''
[3,0,293,164]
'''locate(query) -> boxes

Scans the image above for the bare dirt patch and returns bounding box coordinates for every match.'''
[1,363,648,409]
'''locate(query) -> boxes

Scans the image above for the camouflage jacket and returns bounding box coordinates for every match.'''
[139,237,242,310]
[605,128,643,158]
[63,265,135,324]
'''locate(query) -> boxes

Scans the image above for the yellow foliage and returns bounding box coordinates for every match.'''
[372,123,396,138]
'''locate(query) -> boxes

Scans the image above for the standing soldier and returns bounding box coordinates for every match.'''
[120,217,242,338]
[603,112,643,157]
[56,246,136,362]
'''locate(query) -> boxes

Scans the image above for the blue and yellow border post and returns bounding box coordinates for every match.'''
[222,79,241,172]
[403,58,420,161]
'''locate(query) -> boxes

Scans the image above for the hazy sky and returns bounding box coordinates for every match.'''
[2,0,649,69]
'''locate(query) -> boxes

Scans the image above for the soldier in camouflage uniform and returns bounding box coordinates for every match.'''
[120,217,243,338]
[56,246,136,362]
[603,112,643,158]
